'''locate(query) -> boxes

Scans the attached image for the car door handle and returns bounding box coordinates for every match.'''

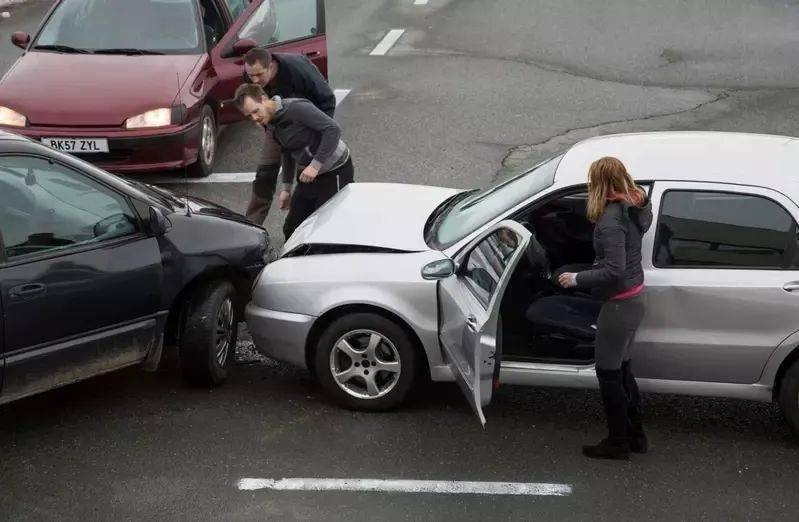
[304,51,321,58]
[784,282,799,292]
[466,314,479,332]
[9,283,46,298]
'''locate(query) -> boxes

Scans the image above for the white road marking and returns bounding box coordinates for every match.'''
[148,87,351,184]
[237,478,573,496]
[369,29,406,56]
[413,0,429,5]
[334,88,351,106]
[147,172,255,184]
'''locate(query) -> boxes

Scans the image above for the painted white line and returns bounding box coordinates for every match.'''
[237,478,573,496]
[369,29,405,56]
[413,0,429,5]
[147,172,255,184]
[334,88,351,106]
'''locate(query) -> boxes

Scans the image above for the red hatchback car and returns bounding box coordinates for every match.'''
[0,0,328,177]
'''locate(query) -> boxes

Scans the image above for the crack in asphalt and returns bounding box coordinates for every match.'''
[493,89,735,180]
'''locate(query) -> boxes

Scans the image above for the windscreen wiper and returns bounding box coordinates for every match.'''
[33,44,91,54]
[93,48,164,55]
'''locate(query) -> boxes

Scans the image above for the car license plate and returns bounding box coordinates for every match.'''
[41,137,109,153]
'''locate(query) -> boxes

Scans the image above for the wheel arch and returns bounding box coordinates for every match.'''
[305,303,432,382]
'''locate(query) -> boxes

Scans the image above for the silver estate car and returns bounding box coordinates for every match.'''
[246,131,799,439]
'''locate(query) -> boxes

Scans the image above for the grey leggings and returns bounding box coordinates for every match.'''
[595,293,646,370]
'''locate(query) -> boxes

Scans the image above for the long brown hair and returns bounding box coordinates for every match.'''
[586,157,645,223]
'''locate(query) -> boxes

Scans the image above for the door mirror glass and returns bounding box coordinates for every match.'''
[231,38,257,56]
[149,206,171,236]
[421,259,455,280]
[11,32,30,50]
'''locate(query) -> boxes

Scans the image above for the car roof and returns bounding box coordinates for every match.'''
[555,131,799,191]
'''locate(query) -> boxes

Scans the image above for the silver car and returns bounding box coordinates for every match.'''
[246,131,799,439]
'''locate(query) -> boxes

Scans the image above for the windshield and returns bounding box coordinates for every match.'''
[430,154,563,249]
[35,0,202,54]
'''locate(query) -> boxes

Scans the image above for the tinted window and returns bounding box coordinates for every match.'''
[35,0,201,54]
[462,228,522,307]
[654,190,799,269]
[223,0,248,19]
[0,156,139,260]
[238,0,318,45]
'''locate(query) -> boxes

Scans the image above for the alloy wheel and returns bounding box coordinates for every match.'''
[329,329,401,399]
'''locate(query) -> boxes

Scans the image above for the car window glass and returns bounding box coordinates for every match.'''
[238,0,318,45]
[433,154,561,249]
[35,0,201,54]
[223,0,248,20]
[654,190,799,269]
[461,228,522,308]
[200,0,227,48]
[0,156,139,261]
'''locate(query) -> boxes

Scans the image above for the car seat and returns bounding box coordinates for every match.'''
[525,294,601,341]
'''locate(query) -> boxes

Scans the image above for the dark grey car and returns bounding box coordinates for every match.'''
[0,130,271,404]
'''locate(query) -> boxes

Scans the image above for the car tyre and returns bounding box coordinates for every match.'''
[187,105,216,178]
[179,279,239,387]
[315,313,417,411]
[779,359,799,442]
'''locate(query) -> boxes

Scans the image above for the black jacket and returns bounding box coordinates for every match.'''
[576,198,653,300]
[243,53,336,116]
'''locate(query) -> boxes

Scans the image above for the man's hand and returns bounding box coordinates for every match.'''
[558,272,578,288]
[278,190,291,210]
[299,165,319,183]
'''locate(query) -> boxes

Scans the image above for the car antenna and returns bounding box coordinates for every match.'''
[177,71,192,217]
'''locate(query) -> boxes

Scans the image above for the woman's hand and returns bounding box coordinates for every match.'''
[558,272,578,288]
[299,165,319,183]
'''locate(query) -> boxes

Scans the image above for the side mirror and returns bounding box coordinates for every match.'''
[149,206,171,236]
[421,259,455,280]
[11,32,30,50]
[231,38,257,57]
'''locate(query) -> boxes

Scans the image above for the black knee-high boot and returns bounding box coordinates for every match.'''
[622,361,647,453]
[583,368,630,460]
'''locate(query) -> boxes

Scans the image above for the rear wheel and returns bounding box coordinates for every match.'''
[179,279,239,386]
[779,359,799,442]
[187,105,216,178]
[315,313,417,411]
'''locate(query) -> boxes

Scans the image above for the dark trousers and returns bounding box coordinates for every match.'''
[245,164,281,225]
[283,157,354,240]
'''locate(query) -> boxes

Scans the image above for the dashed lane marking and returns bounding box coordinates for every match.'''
[369,29,405,56]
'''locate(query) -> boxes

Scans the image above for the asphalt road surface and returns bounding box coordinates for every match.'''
[2,1,799,520]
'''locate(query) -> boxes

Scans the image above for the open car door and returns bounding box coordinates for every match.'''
[438,221,531,426]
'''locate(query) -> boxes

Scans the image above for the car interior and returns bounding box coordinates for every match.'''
[499,188,602,365]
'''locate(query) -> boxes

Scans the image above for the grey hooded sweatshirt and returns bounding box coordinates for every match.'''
[575,198,654,300]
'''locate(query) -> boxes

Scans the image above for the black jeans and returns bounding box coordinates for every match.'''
[283,157,354,240]
[595,293,646,370]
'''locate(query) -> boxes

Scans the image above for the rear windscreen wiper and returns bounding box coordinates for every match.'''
[34,44,91,54]
[93,48,164,55]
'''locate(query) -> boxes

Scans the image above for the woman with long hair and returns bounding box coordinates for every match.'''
[558,156,652,460]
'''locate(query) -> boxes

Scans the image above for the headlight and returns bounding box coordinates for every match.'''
[125,108,171,129]
[0,106,27,127]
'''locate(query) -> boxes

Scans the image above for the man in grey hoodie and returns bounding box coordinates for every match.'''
[234,83,354,240]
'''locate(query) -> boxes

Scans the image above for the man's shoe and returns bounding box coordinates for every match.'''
[582,438,630,460]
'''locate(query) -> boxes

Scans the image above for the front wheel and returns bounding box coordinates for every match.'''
[315,313,417,411]
[179,279,239,386]
[187,105,216,178]
[779,359,799,442]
